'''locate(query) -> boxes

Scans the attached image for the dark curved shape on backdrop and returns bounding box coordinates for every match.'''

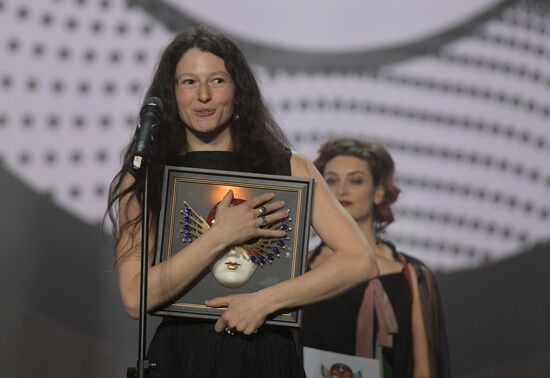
[130,0,514,72]
[0,164,156,377]
[1,160,549,377]
[437,240,550,377]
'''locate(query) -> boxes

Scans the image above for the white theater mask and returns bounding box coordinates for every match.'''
[211,246,258,288]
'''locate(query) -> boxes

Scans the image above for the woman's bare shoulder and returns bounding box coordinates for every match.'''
[289,150,318,178]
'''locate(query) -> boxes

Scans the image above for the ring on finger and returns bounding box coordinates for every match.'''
[257,205,267,216]
[224,327,235,336]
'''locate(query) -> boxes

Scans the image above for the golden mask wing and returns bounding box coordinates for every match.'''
[242,215,291,266]
[178,201,210,244]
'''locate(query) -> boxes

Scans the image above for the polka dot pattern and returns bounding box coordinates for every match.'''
[0,0,171,224]
[0,0,549,271]
[258,1,550,269]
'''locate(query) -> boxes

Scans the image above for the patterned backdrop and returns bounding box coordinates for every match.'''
[1,1,550,377]
[1,0,549,271]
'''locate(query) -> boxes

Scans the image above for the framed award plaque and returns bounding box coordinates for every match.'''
[153,165,313,327]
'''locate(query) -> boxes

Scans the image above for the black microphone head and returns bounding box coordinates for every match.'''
[140,96,163,118]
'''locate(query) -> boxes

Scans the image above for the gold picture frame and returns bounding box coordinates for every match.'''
[153,165,313,327]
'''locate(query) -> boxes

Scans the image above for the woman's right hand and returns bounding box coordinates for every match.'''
[208,190,288,248]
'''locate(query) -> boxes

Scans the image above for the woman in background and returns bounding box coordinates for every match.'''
[107,27,378,377]
[302,138,450,378]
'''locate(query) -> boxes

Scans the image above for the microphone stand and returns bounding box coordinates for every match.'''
[127,163,157,378]
[126,98,162,377]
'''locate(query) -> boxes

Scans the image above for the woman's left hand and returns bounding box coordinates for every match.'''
[205,292,270,335]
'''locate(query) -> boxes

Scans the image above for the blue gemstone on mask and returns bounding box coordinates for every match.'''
[184,225,191,231]
[184,233,192,238]
[259,256,266,264]
[185,207,192,215]
[267,253,273,261]
[272,247,280,253]
[277,240,285,246]
[281,224,289,230]
[251,256,257,263]
[184,216,191,223]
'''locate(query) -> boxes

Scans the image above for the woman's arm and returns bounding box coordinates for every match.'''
[279,151,379,301]
[207,152,379,334]
[410,266,431,377]
[116,173,287,318]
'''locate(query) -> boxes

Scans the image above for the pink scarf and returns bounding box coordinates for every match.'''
[355,278,398,358]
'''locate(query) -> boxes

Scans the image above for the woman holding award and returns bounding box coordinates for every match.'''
[107,26,378,377]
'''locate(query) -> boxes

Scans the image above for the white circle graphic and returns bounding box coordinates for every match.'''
[170,0,500,51]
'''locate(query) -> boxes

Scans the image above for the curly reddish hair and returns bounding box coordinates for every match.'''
[314,138,400,232]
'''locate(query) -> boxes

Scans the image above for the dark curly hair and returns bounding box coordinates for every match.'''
[105,25,289,251]
[314,138,400,232]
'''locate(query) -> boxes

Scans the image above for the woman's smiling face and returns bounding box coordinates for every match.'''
[174,48,236,138]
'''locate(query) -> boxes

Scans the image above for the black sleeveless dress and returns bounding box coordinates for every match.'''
[301,244,414,378]
[147,150,306,378]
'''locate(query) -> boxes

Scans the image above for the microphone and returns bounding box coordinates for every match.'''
[132,97,163,169]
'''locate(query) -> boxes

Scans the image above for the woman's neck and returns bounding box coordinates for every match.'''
[356,216,391,259]
[357,216,376,243]
[184,125,233,152]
